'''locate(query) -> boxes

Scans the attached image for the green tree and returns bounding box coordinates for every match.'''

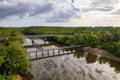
[85,34,99,47]
[0,56,4,67]
[73,33,85,44]
[115,41,120,57]
[8,41,31,74]
[102,42,117,54]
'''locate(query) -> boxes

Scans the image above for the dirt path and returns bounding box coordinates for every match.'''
[82,47,120,62]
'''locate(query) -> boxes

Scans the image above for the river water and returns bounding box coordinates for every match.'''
[24,38,120,80]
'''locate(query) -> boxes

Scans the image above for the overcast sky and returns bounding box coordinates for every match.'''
[0,0,120,27]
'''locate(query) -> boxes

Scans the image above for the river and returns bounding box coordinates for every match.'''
[23,38,120,80]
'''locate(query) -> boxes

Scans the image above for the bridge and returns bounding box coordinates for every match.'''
[28,45,86,60]
[25,35,71,39]
[25,35,55,38]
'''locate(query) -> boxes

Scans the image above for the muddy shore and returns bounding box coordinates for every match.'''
[82,46,120,62]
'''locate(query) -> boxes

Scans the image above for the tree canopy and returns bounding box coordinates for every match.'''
[0,28,31,80]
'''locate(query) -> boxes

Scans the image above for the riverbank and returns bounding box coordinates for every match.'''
[82,46,120,62]
[16,75,23,80]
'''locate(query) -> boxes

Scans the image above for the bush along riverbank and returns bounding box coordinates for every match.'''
[0,28,31,80]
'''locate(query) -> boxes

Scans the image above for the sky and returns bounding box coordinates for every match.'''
[0,0,120,27]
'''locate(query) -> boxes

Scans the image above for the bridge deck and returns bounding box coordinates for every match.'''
[28,45,84,53]
[25,35,55,38]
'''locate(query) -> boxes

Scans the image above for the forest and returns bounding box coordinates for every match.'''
[0,26,120,79]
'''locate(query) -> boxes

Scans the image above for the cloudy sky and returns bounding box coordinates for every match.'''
[0,0,120,27]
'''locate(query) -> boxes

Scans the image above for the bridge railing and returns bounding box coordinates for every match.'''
[28,45,86,60]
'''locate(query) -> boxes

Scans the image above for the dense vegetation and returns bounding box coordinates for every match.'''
[20,26,120,57]
[0,27,31,80]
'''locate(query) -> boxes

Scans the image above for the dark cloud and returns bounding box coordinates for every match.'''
[46,9,80,22]
[0,0,3,2]
[92,0,118,6]
[46,10,75,22]
[81,0,118,12]
[0,0,53,19]
[0,1,30,19]
[81,6,113,12]
[94,6,114,11]
[29,3,53,16]
[112,9,120,14]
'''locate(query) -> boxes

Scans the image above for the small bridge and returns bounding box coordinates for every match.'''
[25,35,70,39]
[25,35,55,39]
[28,45,86,60]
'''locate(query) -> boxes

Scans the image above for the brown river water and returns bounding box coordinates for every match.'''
[24,38,120,80]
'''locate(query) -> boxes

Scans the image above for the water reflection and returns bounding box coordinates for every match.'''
[74,50,84,58]
[99,57,120,73]
[85,53,97,64]
[74,51,120,73]
[74,50,98,64]
[109,60,120,73]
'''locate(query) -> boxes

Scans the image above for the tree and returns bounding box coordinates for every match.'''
[8,41,31,74]
[102,42,117,54]
[115,41,120,57]
[73,33,85,44]
[85,34,99,47]
[0,56,4,67]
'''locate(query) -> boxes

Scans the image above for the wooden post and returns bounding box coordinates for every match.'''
[58,49,60,54]
[31,38,34,46]
[63,49,64,54]
[42,51,43,57]
[47,50,49,56]
[44,37,46,45]
[36,51,37,59]
[29,52,31,59]
[53,49,55,55]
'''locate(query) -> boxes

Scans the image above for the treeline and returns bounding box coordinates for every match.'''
[0,27,31,80]
[22,26,77,35]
